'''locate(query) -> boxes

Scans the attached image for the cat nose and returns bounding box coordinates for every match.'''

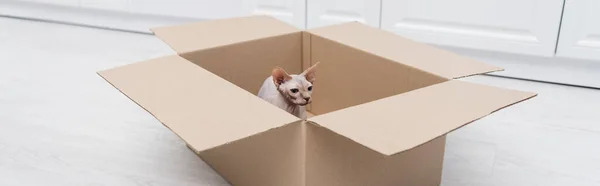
[304,97,310,102]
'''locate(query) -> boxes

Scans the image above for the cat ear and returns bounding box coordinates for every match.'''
[302,62,319,84]
[272,67,292,85]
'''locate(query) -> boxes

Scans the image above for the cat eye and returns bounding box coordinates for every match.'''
[308,86,312,91]
[290,88,299,93]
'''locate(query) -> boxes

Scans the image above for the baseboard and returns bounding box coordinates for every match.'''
[2,0,599,89]
[440,45,600,89]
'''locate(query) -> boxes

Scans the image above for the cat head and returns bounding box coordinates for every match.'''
[272,62,319,106]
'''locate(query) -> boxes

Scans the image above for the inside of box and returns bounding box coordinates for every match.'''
[179,31,447,118]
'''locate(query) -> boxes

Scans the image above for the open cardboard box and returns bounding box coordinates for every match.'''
[98,15,536,186]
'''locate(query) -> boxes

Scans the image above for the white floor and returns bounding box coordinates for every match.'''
[1,17,600,186]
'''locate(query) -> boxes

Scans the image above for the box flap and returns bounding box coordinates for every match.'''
[309,80,536,156]
[307,22,502,79]
[151,15,300,54]
[98,55,300,152]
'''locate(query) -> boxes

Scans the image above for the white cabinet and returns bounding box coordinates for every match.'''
[80,0,128,12]
[556,0,600,61]
[12,0,305,29]
[9,0,600,61]
[129,0,246,20]
[116,0,306,29]
[15,0,79,7]
[380,0,565,57]
[242,0,306,29]
[306,0,381,29]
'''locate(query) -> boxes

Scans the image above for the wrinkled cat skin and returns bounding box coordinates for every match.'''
[257,62,319,120]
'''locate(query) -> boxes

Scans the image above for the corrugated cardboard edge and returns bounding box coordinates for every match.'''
[309,80,537,156]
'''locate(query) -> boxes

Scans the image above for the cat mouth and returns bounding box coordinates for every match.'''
[298,102,310,106]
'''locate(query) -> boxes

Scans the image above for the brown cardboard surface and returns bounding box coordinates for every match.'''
[151,15,300,54]
[308,22,503,79]
[98,55,299,153]
[98,15,538,186]
[181,32,302,95]
[301,32,313,112]
[199,121,305,186]
[309,34,447,115]
[301,31,312,71]
[306,122,445,186]
[310,80,537,156]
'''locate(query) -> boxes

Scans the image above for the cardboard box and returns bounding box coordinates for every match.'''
[98,15,536,186]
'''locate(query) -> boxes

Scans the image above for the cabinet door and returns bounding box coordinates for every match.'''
[307,0,381,29]
[130,0,246,20]
[242,0,306,29]
[381,0,564,57]
[80,0,128,12]
[17,0,79,7]
[129,0,305,29]
[556,0,600,61]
